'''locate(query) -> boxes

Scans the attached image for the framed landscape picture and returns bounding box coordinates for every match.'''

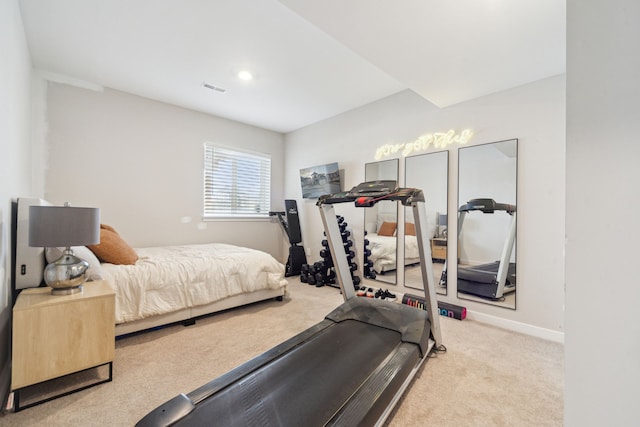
[299,162,341,199]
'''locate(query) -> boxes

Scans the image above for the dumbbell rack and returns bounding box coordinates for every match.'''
[362,230,376,280]
[300,215,361,289]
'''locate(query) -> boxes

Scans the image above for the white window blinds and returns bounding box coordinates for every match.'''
[203,143,271,218]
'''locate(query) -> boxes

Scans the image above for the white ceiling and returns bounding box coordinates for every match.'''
[18,0,565,133]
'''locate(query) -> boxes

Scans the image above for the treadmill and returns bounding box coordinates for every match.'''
[136,181,444,427]
[441,198,516,300]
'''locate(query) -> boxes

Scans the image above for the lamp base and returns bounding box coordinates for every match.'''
[51,285,83,296]
[44,248,89,295]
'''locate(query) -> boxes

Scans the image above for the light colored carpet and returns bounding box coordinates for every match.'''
[1,278,563,426]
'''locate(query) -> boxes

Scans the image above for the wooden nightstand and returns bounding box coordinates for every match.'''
[11,280,115,411]
[430,238,448,261]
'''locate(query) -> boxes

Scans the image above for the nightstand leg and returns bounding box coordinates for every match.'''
[13,361,113,412]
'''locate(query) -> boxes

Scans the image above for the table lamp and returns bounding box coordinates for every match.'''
[438,214,448,238]
[29,203,100,295]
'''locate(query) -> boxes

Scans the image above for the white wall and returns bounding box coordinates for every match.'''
[405,152,448,223]
[42,83,286,259]
[285,77,565,339]
[0,0,34,403]
[565,0,640,424]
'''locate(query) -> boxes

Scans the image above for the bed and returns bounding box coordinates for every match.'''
[13,197,288,337]
[367,232,419,273]
[365,211,438,274]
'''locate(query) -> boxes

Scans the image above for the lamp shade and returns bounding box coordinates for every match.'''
[29,205,100,248]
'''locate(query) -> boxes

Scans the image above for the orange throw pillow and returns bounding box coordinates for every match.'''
[405,222,416,236]
[378,221,397,236]
[88,224,138,265]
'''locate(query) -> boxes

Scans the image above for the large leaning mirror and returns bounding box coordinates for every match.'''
[456,139,518,309]
[404,151,449,295]
[364,159,399,286]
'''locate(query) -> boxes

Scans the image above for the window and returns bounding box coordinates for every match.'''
[203,143,271,219]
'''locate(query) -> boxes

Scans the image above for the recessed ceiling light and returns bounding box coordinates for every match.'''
[238,70,253,81]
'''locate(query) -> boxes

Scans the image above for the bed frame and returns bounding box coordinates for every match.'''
[376,256,421,274]
[12,197,287,337]
[115,288,284,336]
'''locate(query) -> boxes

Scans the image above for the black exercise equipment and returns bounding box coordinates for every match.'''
[269,200,306,277]
[362,231,377,279]
[440,198,516,300]
[301,215,360,288]
[136,181,443,427]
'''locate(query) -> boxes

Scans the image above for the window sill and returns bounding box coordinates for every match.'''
[202,216,271,222]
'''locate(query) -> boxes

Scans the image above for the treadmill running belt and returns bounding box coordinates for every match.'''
[174,320,402,426]
[457,266,497,284]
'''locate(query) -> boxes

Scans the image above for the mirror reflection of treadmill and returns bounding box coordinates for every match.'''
[456,198,516,300]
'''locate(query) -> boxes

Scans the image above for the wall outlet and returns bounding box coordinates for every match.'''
[305,247,311,256]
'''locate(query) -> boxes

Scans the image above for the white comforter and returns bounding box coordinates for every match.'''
[101,243,288,323]
[368,233,420,272]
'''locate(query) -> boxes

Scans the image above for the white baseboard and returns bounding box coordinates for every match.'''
[466,310,565,343]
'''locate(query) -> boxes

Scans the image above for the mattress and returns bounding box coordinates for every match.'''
[367,233,419,273]
[100,243,288,324]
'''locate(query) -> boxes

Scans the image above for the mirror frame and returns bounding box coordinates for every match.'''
[404,150,449,295]
[456,139,518,309]
[364,159,399,287]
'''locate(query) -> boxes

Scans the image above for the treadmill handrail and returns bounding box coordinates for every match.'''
[458,198,516,214]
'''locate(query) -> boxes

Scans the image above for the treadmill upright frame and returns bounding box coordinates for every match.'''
[317,186,442,347]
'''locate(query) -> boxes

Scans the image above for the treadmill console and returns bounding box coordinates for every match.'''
[350,180,397,196]
[317,180,424,207]
[459,198,516,214]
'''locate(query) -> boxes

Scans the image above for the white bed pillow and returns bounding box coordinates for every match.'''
[45,246,104,281]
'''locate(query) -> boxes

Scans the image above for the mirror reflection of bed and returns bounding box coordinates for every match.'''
[364,159,399,286]
[404,151,449,295]
[364,211,402,285]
